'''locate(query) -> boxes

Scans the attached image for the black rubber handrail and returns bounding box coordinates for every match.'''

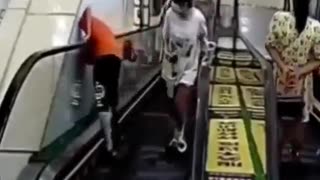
[283,0,291,11]
[0,24,161,143]
[316,0,320,20]
[191,1,218,180]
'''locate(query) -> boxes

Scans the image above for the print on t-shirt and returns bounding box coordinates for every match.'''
[169,35,194,58]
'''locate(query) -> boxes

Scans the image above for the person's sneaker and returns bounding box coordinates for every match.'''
[99,111,113,152]
[169,128,187,153]
[71,81,82,106]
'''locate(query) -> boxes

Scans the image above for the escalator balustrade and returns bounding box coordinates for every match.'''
[85,77,194,180]
[205,37,266,180]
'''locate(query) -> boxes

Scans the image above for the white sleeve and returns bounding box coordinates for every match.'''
[199,16,208,39]
[162,10,171,55]
[198,13,208,51]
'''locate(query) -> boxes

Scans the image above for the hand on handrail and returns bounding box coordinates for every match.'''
[201,41,216,66]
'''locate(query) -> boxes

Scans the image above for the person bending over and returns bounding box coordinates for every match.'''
[266,0,320,155]
[79,7,133,156]
[162,0,208,153]
[265,0,320,123]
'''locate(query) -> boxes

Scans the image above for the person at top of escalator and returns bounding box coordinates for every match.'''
[162,0,212,153]
[265,0,320,123]
[78,7,135,157]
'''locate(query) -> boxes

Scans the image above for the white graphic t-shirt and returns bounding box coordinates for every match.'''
[162,7,207,86]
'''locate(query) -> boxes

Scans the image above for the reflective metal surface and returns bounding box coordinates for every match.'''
[17,163,46,180]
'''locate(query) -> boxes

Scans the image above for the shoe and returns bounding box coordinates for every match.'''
[169,128,187,153]
[71,81,82,106]
[99,111,113,152]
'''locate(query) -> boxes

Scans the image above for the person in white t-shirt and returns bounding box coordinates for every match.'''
[162,0,208,153]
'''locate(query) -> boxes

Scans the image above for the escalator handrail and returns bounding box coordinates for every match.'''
[316,0,320,20]
[240,34,279,180]
[0,23,161,143]
[191,2,218,179]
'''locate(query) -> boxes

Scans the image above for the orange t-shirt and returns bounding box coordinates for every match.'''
[79,9,123,59]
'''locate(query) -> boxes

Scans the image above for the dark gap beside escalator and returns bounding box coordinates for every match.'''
[280,115,320,180]
[279,73,320,179]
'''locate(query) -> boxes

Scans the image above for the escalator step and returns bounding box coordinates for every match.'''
[133,170,185,180]
[93,167,112,180]
[127,145,186,180]
[130,159,186,180]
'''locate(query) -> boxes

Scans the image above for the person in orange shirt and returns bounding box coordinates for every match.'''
[79,7,134,156]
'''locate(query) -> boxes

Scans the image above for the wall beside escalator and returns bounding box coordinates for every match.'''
[220,0,284,9]
[0,0,9,9]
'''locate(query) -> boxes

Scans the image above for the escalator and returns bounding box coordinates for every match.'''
[195,1,279,180]
[90,80,191,180]
[204,39,267,180]
[16,13,201,180]
[26,71,195,180]
[23,49,195,180]
[0,18,167,180]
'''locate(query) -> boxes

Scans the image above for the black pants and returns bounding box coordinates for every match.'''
[94,55,122,151]
[93,55,121,111]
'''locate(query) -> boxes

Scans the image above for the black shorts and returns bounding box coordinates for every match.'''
[93,54,121,111]
[277,100,304,120]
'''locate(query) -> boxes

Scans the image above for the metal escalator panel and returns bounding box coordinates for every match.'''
[15,23,162,180]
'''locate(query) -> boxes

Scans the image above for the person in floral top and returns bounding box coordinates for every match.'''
[265,0,320,122]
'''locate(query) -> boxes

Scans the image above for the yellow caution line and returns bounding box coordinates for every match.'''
[251,120,266,173]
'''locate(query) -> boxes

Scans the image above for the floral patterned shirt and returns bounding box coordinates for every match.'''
[266,11,320,97]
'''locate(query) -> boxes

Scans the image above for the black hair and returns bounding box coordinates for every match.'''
[293,0,310,34]
[172,0,192,7]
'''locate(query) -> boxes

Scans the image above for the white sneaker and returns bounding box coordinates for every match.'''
[169,128,187,153]
[99,111,113,152]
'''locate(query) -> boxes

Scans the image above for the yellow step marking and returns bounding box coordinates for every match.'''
[206,119,254,175]
[215,66,236,83]
[236,68,263,85]
[209,84,241,109]
[241,86,265,112]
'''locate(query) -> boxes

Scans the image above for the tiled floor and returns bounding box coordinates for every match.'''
[8,0,30,9]
[238,6,276,59]
[216,5,275,58]
[28,0,81,14]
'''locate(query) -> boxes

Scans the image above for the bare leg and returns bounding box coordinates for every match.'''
[169,84,194,152]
